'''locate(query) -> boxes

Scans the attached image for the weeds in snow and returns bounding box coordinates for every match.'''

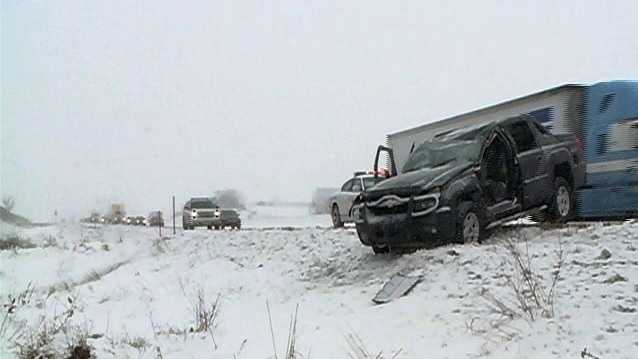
[188,289,221,345]
[177,281,222,347]
[10,296,92,359]
[0,235,36,251]
[1,283,35,346]
[345,332,403,359]
[481,233,564,322]
[266,302,304,359]
[46,260,129,296]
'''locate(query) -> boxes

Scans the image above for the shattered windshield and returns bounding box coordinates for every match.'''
[402,140,482,173]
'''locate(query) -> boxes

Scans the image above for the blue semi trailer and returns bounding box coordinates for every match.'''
[384,81,638,219]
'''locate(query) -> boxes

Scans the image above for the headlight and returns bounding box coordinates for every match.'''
[411,192,440,216]
[214,210,221,217]
[192,210,198,216]
[352,204,365,223]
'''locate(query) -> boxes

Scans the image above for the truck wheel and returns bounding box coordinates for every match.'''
[455,201,483,244]
[331,205,344,228]
[214,225,220,230]
[372,245,389,254]
[207,225,212,230]
[547,177,574,223]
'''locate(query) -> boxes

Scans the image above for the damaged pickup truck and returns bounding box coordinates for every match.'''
[353,115,585,253]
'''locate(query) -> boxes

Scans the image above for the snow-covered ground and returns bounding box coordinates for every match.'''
[241,205,331,229]
[1,209,637,358]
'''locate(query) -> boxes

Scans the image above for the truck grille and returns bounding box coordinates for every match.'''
[369,204,409,216]
[197,211,216,218]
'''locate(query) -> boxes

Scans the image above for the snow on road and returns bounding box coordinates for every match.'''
[1,212,637,358]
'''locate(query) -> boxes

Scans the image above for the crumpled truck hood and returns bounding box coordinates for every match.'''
[371,162,473,193]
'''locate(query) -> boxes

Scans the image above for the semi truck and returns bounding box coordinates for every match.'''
[382,81,638,219]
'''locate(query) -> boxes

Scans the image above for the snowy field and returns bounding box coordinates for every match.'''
[1,207,637,358]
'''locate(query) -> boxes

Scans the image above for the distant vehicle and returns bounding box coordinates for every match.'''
[218,209,241,230]
[384,81,638,219]
[354,115,585,253]
[107,203,126,224]
[329,172,386,228]
[125,216,145,225]
[182,197,221,230]
[147,211,164,227]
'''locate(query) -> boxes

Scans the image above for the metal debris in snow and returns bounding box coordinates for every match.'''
[373,273,423,304]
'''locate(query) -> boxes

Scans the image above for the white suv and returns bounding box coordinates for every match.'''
[182,197,221,230]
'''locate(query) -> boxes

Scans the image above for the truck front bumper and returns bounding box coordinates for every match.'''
[355,208,455,249]
[188,217,222,227]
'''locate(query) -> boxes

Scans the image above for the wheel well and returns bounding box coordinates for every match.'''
[456,190,480,206]
[554,162,573,187]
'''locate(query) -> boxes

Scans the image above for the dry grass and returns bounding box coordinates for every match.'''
[0,235,36,251]
[46,260,129,296]
[482,233,564,322]
[345,332,403,359]
[11,296,92,359]
[267,302,303,359]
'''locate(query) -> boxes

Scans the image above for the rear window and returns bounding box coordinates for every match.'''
[504,122,538,153]
[363,177,383,190]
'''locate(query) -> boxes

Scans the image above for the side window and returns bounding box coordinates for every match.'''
[352,179,363,192]
[341,180,353,192]
[532,121,550,135]
[184,201,191,210]
[596,134,608,155]
[599,93,615,113]
[606,118,638,152]
[505,122,539,153]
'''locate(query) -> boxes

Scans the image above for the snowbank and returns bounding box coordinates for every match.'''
[1,218,637,358]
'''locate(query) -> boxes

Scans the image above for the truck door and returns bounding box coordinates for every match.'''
[503,121,547,208]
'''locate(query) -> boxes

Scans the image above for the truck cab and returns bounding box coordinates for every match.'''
[580,82,638,218]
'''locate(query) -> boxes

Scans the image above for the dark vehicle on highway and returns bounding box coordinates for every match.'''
[218,209,241,230]
[353,115,585,253]
[147,211,164,227]
[183,197,221,230]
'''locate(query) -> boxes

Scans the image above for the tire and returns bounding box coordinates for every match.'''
[546,177,574,223]
[207,225,212,230]
[331,204,344,228]
[214,225,220,230]
[372,245,390,254]
[454,201,483,244]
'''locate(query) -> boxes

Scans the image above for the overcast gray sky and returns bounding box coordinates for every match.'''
[2,1,638,221]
